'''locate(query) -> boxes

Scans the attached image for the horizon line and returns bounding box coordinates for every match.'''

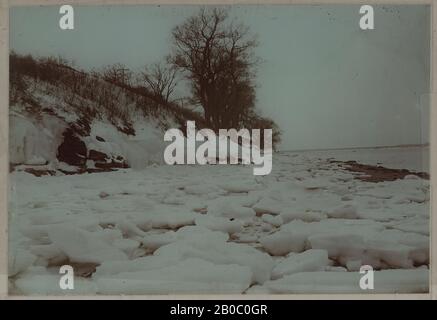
[279,143,430,153]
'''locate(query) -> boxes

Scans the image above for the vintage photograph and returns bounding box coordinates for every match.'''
[8,4,430,295]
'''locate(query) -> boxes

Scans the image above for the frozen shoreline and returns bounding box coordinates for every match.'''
[8,146,430,295]
[282,145,429,172]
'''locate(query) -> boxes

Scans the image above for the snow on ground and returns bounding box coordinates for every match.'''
[8,146,429,295]
[9,112,67,166]
[9,111,168,170]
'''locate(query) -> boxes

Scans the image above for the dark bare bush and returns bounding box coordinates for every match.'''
[139,62,178,103]
[101,63,133,87]
[10,52,206,137]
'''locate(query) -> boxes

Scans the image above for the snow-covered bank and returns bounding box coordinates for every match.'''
[9,56,202,175]
[10,111,170,173]
[8,147,429,295]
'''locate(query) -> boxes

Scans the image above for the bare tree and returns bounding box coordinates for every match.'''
[101,63,132,86]
[139,62,178,103]
[170,7,259,130]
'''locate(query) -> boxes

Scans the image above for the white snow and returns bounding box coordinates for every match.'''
[47,226,128,264]
[84,120,166,169]
[14,267,98,295]
[154,230,274,284]
[8,146,429,294]
[271,249,330,279]
[9,248,37,277]
[263,269,428,293]
[327,204,358,219]
[95,258,252,294]
[9,113,66,165]
[195,215,243,234]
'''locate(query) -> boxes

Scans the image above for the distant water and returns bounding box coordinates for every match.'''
[280,145,429,172]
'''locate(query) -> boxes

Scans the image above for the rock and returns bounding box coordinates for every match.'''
[23,168,56,177]
[57,128,87,166]
[88,149,108,162]
[94,160,128,169]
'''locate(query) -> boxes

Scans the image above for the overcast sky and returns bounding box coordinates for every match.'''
[10,4,430,150]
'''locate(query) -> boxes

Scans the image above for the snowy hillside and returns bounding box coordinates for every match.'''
[9,53,204,175]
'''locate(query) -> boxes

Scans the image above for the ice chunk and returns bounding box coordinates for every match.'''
[208,201,256,220]
[93,255,174,277]
[150,211,196,229]
[15,272,97,295]
[296,178,332,190]
[346,259,363,271]
[141,226,229,251]
[271,249,329,279]
[96,258,252,294]
[309,233,415,269]
[155,235,274,284]
[9,249,37,276]
[47,226,128,264]
[324,266,347,272]
[280,210,326,223]
[113,239,140,256]
[261,214,283,227]
[389,219,429,236]
[176,225,229,242]
[327,204,358,219]
[115,220,146,237]
[260,231,308,256]
[195,215,243,234]
[30,244,66,263]
[218,180,261,193]
[131,209,197,229]
[261,219,385,257]
[25,155,47,165]
[264,269,428,293]
[142,231,177,251]
[253,197,283,215]
[236,234,258,243]
[184,184,223,195]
